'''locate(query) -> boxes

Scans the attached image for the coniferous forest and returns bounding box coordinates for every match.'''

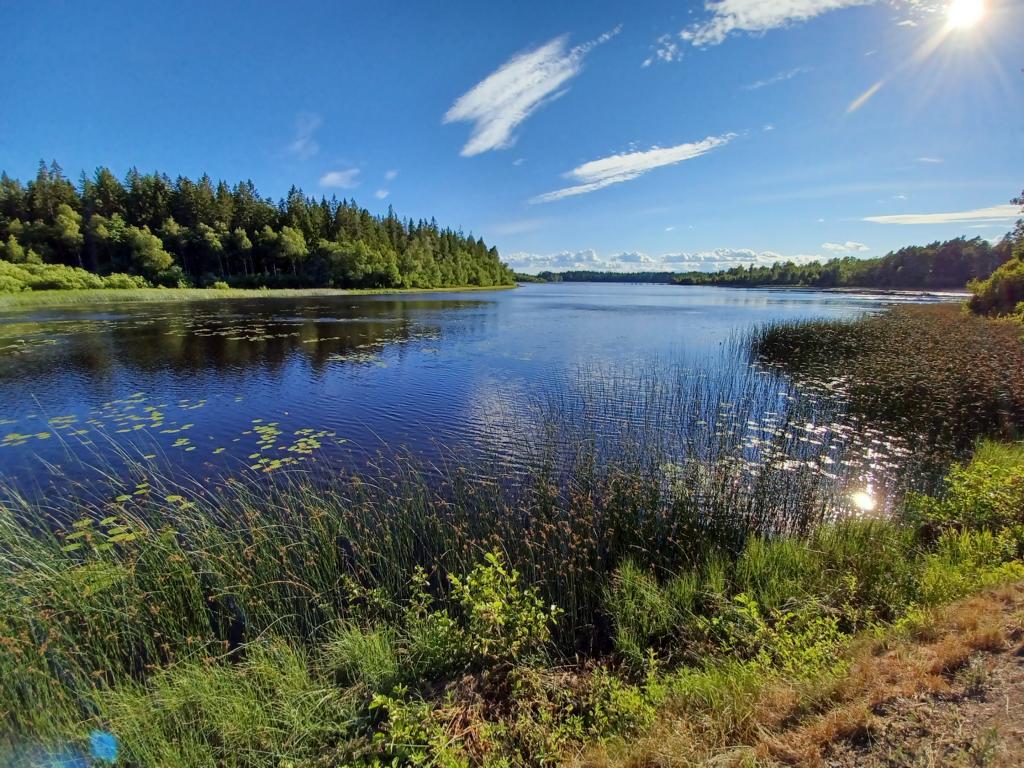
[0,161,515,292]
[674,235,1012,290]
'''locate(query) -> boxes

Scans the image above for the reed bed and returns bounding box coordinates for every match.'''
[752,304,1024,461]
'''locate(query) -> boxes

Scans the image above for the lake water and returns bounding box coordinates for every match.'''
[0,284,948,497]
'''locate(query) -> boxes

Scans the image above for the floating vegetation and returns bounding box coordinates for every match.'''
[753,304,1024,465]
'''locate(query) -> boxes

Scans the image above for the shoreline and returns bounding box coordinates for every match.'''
[0,284,517,310]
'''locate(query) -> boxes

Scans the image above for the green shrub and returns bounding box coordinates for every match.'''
[907,441,1024,538]
[102,272,150,289]
[212,280,231,290]
[969,251,1024,316]
[402,568,468,680]
[448,551,561,666]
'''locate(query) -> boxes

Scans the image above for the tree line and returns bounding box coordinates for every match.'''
[0,161,514,291]
[675,236,1012,290]
[968,191,1024,316]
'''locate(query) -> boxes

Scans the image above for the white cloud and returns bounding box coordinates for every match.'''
[643,34,681,66]
[286,112,322,160]
[444,27,620,157]
[530,133,735,204]
[897,18,918,26]
[512,158,525,166]
[681,0,877,47]
[374,189,389,199]
[319,169,361,189]
[384,169,399,181]
[864,204,1020,225]
[916,156,944,163]
[506,247,827,274]
[821,240,870,253]
[665,226,676,231]
[742,66,813,90]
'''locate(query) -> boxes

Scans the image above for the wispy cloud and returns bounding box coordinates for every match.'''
[681,0,877,47]
[917,156,944,164]
[742,66,813,90]
[444,27,620,157]
[530,133,735,204]
[864,204,1019,225]
[384,169,399,181]
[286,113,322,160]
[319,169,361,189]
[374,189,389,199]
[642,34,681,66]
[821,240,870,253]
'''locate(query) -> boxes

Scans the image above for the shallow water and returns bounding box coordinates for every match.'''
[0,284,951,497]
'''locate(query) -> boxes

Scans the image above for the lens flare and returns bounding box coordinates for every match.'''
[947,0,985,29]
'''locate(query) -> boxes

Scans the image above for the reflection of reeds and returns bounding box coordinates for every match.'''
[752,304,1024,468]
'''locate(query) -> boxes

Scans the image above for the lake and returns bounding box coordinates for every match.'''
[0,284,950,499]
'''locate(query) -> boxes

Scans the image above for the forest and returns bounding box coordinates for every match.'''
[0,161,514,292]
[674,235,1012,289]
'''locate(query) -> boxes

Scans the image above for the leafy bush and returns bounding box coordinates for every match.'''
[449,551,561,666]
[906,442,1024,538]
[969,243,1024,316]
[211,280,231,290]
[102,272,151,289]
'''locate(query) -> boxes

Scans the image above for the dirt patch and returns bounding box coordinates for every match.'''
[764,584,1024,767]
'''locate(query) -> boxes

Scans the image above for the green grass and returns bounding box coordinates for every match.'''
[0,283,515,309]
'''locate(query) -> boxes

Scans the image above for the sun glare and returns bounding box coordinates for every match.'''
[850,490,877,513]
[947,0,985,29]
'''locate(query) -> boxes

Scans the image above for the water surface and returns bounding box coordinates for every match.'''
[0,284,948,495]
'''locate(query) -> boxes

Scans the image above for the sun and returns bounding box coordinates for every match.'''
[947,0,986,29]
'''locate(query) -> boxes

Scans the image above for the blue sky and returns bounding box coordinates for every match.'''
[2,0,1021,272]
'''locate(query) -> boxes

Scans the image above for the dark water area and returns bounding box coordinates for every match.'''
[0,284,955,501]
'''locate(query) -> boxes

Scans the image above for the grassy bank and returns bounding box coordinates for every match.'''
[1,440,1022,766]
[0,284,515,310]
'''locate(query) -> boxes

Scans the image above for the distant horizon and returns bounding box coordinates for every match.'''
[4,0,1021,273]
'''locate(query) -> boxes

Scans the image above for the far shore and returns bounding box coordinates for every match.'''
[0,284,517,310]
